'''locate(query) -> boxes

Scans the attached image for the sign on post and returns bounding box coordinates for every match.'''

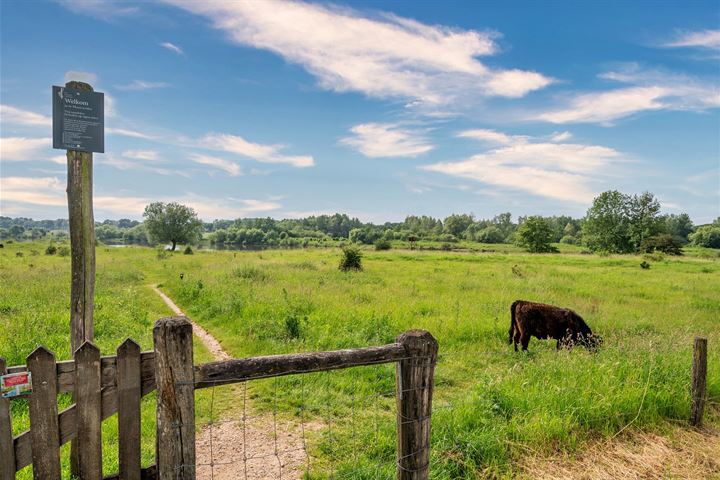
[52,85,104,153]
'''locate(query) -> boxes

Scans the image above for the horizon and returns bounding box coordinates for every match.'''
[1,0,719,223]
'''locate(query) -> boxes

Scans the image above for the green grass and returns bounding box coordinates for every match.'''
[1,242,718,478]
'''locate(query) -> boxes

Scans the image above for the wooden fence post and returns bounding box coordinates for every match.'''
[691,337,707,426]
[27,347,61,480]
[117,339,142,480]
[154,317,195,480]
[75,341,102,479]
[396,330,438,480]
[66,79,96,476]
[0,358,16,480]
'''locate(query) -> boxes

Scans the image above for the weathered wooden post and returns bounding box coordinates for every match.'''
[154,317,196,479]
[0,358,16,480]
[396,330,438,480]
[690,337,707,426]
[75,342,102,479]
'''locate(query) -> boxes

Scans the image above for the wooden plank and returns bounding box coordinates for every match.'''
[691,337,708,426]
[76,342,103,479]
[0,358,16,480]
[27,346,61,480]
[395,331,438,480]
[8,351,155,398]
[117,339,142,480]
[154,317,195,480]
[14,352,156,472]
[194,342,407,389]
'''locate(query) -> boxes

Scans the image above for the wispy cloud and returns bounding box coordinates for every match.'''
[114,80,171,91]
[160,0,552,108]
[549,131,572,142]
[662,29,720,50]
[55,0,138,20]
[199,133,314,168]
[0,137,52,161]
[0,104,51,127]
[188,153,243,176]
[121,149,160,161]
[341,123,433,158]
[456,129,528,145]
[160,41,184,55]
[423,130,624,202]
[534,65,719,124]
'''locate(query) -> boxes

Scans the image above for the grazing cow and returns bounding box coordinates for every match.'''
[509,300,601,352]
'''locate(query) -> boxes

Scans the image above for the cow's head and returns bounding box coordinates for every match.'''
[581,332,603,352]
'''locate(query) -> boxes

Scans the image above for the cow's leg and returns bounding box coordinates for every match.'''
[513,329,521,352]
[520,333,531,351]
[556,339,561,350]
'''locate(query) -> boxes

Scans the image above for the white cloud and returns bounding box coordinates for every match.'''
[188,153,243,176]
[106,127,156,140]
[0,105,51,127]
[341,123,433,158]
[160,42,184,55]
[535,66,720,124]
[1,137,52,161]
[456,129,527,145]
[550,131,572,142]
[199,133,314,167]
[55,0,138,20]
[423,132,623,202]
[121,150,159,161]
[114,80,171,91]
[160,0,552,106]
[1,176,67,207]
[662,29,720,50]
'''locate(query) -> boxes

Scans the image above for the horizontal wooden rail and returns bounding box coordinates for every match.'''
[7,352,155,399]
[194,342,408,389]
[12,356,156,472]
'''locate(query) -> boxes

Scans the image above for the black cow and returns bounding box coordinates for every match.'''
[509,300,601,351]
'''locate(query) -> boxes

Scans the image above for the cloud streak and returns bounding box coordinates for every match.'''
[188,153,243,176]
[341,123,433,158]
[114,80,171,91]
[198,133,314,167]
[662,29,720,50]
[160,41,184,55]
[160,0,552,107]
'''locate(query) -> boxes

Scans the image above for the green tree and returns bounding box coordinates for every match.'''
[663,213,694,242]
[142,202,203,251]
[582,190,633,253]
[515,216,558,253]
[689,218,720,248]
[443,214,474,238]
[627,192,663,251]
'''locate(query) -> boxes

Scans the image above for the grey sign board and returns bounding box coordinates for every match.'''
[52,86,104,153]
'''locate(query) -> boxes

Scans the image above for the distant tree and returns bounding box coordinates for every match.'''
[8,225,25,239]
[627,192,663,251]
[143,202,203,251]
[443,214,474,238]
[475,226,505,244]
[582,190,633,253]
[663,213,694,243]
[515,216,558,253]
[689,218,720,248]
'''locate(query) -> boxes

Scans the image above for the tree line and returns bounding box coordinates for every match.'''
[1,190,718,253]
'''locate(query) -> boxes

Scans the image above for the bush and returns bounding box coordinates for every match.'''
[374,239,391,251]
[689,224,720,248]
[45,244,57,255]
[475,226,505,244]
[339,246,363,271]
[438,233,458,243]
[640,234,683,255]
[57,245,70,257]
[640,261,651,269]
[183,246,194,255]
[560,235,578,245]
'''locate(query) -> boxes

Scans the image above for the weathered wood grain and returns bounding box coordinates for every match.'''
[194,342,407,389]
[691,337,707,426]
[76,342,103,479]
[0,358,15,480]
[395,330,438,480]
[117,339,142,480]
[27,347,61,479]
[154,317,195,480]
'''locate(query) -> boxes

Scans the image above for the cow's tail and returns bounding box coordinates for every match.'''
[509,300,520,344]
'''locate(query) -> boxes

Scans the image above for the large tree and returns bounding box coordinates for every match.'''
[582,190,633,253]
[627,192,663,251]
[143,202,203,251]
[515,216,558,253]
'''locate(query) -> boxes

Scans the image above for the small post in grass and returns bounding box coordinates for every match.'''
[690,337,707,427]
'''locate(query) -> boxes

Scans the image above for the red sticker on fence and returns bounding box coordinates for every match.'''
[1,372,32,398]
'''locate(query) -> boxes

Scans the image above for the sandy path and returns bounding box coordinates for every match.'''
[151,285,309,479]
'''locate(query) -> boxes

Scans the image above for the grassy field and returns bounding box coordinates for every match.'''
[1,241,718,478]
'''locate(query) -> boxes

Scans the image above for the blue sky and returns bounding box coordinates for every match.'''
[1,0,718,223]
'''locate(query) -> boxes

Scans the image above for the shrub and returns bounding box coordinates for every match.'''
[45,244,57,255]
[640,261,651,269]
[374,239,391,251]
[560,235,578,245]
[183,246,194,255]
[438,233,458,243]
[233,265,268,282]
[57,246,70,257]
[689,224,720,248]
[640,234,683,255]
[475,226,505,244]
[284,314,305,339]
[15,252,23,258]
[339,246,363,271]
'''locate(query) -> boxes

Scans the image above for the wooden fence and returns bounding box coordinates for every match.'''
[0,317,438,480]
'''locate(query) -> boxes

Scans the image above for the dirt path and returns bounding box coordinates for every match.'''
[151,285,309,479]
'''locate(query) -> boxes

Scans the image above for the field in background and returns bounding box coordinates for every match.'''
[1,241,718,478]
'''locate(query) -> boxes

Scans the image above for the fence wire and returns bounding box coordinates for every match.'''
[173,355,436,480]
